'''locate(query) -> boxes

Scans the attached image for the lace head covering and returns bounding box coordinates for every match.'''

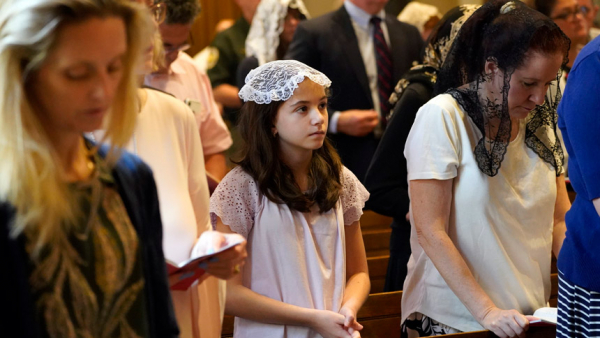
[434,0,569,177]
[397,2,442,34]
[423,5,480,70]
[245,0,310,65]
[390,5,479,107]
[238,60,331,104]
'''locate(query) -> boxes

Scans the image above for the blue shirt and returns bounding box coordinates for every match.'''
[557,35,600,292]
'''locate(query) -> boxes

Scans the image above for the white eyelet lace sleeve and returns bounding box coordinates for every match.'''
[341,167,370,226]
[209,167,261,239]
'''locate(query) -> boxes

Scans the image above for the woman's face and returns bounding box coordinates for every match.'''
[28,17,128,136]
[280,8,302,45]
[506,51,564,120]
[273,79,328,156]
[551,0,588,44]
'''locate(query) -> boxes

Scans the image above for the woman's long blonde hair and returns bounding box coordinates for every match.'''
[0,0,151,254]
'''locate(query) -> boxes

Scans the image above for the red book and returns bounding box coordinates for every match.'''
[166,234,244,290]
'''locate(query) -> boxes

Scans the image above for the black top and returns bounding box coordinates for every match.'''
[364,67,435,225]
[0,149,179,338]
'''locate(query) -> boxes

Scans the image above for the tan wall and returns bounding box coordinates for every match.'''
[303,0,343,17]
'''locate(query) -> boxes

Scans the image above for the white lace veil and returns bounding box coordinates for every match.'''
[238,60,331,104]
[245,0,310,65]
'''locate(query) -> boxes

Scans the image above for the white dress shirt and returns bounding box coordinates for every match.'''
[330,0,390,134]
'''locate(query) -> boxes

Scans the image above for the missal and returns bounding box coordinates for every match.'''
[529,307,557,326]
[166,232,245,290]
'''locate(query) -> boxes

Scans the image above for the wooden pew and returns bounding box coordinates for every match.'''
[438,326,556,338]
[360,210,393,230]
[358,291,403,338]
[360,210,393,258]
[368,255,389,294]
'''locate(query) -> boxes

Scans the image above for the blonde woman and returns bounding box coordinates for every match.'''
[0,0,179,337]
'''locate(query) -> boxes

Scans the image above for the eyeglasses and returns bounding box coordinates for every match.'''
[164,43,191,54]
[580,5,591,16]
[552,5,582,21]
[150,2,166,24]
[163,34,194,54]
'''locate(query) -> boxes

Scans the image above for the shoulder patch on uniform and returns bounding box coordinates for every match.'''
[206,47,220,70]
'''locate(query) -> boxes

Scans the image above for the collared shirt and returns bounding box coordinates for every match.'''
[330,0,390,134]
[144,52,232,155]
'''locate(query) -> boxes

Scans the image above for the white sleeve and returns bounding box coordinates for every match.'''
[405,95,461,181]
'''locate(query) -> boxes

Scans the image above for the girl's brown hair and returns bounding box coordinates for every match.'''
[235,99,342,213]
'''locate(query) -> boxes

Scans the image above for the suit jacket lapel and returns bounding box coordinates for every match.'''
[333,6,373,105]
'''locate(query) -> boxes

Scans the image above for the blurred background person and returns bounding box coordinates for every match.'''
[529,0,588,71]
[194,19,235,73]
[207,0,261,117]
[578,0,600,39]
[397,2,442,41]
[236,0,310,88]
[0,0,180,337]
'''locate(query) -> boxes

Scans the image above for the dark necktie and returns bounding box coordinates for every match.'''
[370,16,393,125]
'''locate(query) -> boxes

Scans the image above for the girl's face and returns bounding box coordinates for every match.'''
[280,8,302,45]
[507,51,564,120]
[28,17,127,136]
[273,79,328,156]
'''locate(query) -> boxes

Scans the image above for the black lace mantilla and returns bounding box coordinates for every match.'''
[435,0,566,177]
[447,80,511,177]
[448,80,564,177]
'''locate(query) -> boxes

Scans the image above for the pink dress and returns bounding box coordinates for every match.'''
[210,166,369,338]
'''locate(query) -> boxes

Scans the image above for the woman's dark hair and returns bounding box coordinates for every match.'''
[435,0,570,95]
[234,98,342,213]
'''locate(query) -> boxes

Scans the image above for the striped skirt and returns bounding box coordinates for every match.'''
[557,271,600,337]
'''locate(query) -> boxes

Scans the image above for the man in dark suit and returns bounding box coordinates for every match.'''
[286,0,423,181]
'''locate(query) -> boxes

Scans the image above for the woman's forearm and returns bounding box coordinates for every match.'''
[340,272,370,314]
[411,179,497,323]
[418,228,496,323]
[225,282,315,327]
[342,221,370,314]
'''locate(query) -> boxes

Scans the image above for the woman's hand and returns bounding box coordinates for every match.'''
[309,309,353,338]
[198,231,247,280]
[339,306,363,334]
[481,307,529,338]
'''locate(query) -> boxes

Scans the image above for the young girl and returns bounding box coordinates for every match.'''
[210,60,370,338]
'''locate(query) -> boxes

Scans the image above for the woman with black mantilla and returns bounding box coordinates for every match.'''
[401,1,571,336]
